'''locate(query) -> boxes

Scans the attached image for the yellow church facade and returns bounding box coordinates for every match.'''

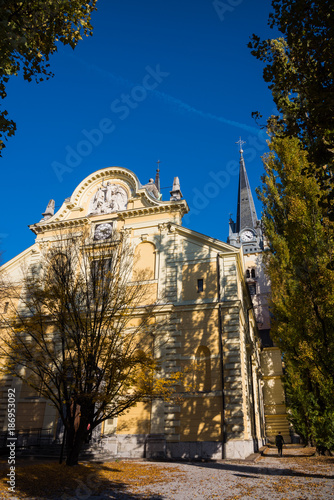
[1,165,267,459]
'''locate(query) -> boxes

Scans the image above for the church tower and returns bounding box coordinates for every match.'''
[228,139,290,443]
[227,138,263,253]
[227,138,269,334]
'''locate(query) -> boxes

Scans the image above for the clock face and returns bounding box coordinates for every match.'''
[241,230,254,242]
[94,223,113,240]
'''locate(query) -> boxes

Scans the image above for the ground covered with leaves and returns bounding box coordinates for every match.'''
[0,446,333,499]
[0,460,184,499]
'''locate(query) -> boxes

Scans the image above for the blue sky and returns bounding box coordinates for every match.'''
[1,0,278,263]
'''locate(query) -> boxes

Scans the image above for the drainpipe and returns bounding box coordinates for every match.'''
[217,254,226,458]
[247,305,258,452]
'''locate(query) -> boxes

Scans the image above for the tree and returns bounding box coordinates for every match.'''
[248,0,334,217]
[258,136,334,451]
[0,0,97,154]
[0,230,178,465]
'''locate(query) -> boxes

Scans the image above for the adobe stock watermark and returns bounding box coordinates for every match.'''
[52,64,170,183]
[183,130,268,226]
[61,473,103,500]
[212,0,243,22]
[7,388,16,495]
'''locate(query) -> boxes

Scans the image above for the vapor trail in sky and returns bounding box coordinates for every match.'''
[70,55,260,135]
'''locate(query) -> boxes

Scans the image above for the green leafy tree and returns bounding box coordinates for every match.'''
[0,230,179,465]
[0,0,97,154]
[249,0,334,217]
[258,136,334,452]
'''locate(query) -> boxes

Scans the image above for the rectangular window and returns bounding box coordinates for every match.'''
[91,258,112,278]
[248,283,256,296]
[197,279,204,293]
[4,302,9,313]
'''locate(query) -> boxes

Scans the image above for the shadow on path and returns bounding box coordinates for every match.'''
[185,461,333,479]
[0,460,166,500]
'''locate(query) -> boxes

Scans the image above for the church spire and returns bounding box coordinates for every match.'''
[235,138,258,233]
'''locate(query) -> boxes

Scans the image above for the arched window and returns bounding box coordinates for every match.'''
[195,346,211,392]
[246,269,250,279]
[251,268,256,279]
[133,242,156,280]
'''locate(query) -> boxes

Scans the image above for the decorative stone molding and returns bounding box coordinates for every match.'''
[158,223,169,233]
[88,182,128,215]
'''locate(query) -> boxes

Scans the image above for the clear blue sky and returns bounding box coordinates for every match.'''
[1,0,278,264]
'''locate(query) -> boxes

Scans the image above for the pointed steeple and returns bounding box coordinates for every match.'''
[227,139,263,252]
[235,138,258,233]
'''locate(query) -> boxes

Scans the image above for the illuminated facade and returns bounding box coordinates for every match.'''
[1,165,267,459]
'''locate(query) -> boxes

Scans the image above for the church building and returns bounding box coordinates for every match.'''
[228,140,289,441]
[0,151,286,460]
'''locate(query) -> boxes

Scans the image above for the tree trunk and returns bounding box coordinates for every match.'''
[66,416,91,466]
[66,430,85,465]
[65,401,94,466]
[315,445,333,456]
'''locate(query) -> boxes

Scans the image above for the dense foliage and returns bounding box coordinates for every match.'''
[249,0,334,218]
[251,0,334,451]
[258,137,334,450]
[0,0,97,153]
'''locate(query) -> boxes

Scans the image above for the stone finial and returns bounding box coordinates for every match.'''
[170,177,182,201]
[42,199,55,220]
[155,161,161,193]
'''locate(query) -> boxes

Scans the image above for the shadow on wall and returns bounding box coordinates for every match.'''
[146,231,241,448]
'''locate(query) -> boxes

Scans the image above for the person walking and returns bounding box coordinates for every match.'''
[275,432,285,457]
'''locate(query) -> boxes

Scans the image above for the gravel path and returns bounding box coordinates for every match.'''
[2,446,333,500]
[91,446,334,500]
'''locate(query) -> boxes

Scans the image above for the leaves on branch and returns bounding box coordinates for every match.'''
[249,0,334,218]
[0,0,97,154]
[258,136,334,451]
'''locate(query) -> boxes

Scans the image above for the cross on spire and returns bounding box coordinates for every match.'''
[235,137,246,152]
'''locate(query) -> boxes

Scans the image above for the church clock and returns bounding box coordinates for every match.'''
[94,223,113,240]
[240,230,254,242]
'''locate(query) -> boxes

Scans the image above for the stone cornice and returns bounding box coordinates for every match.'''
[29,201,188,235]
[29,217,91,235]
[119,200,189,220]
[171,224,240,254]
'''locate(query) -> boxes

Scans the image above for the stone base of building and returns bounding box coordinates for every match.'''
[146,434,166,459]
[166,441,223,460]
[101,434,147,458]
[95,435,265,461]
[224,438,263,460]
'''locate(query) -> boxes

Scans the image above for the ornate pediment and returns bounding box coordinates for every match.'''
[29,167,188,235]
